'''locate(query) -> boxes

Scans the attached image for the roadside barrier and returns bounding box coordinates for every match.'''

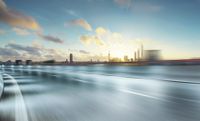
[0,69,4,98]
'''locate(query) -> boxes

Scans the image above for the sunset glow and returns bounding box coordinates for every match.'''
[0,0,200,61]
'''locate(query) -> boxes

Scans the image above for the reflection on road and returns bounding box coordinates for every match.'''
[0,65,200,121]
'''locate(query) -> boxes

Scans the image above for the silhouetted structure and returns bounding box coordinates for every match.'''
[131,58,134,62]
[134,51,137,61]
[26,60,32,65]
[108,51,111,62]
[4,60,13,65]
[43,60,55,64]
[124,56,129,62]
[134,44,145,62]
[141,44,144,60]
[15,60,23,65]
[65,59,69,63]
[70,53,73,63]
[144,50,161,61]
[110,57,122,62]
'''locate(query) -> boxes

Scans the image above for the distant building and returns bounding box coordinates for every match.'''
[5,60,13,65]
[108,51,111,62]
[15,60,23,65]
[131,58,134,62]
[110,57,122,62]
[134,51,137,61]
[134,44,145,61]
[65,59,69,63]
[144,50,161,61]
[124,55,129,62]
[26,60,32,65]
[141,44,144,59]
[43,60,55,64]
[70,53,73,63]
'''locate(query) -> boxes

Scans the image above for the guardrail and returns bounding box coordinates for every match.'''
[0,67,4,98]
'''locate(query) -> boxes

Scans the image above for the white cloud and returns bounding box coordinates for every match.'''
[79,26,157,59]
[12,27,30,36]
[96,27,124,42]
[133,2,162,12]
[113,0,162,12]
[0,42,67,61]
[114,0,133,8]
[0,47,20,56]
[80,27,125,47]
[80,35,105,46]
[65,9,79,17]
[95,27,107,36]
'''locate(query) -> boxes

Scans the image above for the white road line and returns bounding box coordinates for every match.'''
[119,89,168,102]
[3,74,29,121]
[120,89,200,103]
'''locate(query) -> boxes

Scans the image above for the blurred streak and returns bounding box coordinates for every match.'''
[3,74,28,121]
[0,71,3,98]
[0,65,200,121]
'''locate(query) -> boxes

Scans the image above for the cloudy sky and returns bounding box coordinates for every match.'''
[0,0,200,61]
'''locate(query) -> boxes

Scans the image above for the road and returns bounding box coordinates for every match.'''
[0,65,200,121]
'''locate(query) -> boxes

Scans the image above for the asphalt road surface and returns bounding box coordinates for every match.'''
[0,65,200,121]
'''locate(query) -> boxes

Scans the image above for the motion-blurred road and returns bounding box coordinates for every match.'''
[0,65,200,121]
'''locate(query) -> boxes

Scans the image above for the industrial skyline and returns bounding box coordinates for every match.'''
[0,0,200,61]
[1,1,200,121]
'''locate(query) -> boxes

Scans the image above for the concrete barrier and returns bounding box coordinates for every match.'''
[0,70,4,98]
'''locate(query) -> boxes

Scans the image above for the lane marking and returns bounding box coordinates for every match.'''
[120,89,200,104]
[3,74,29,121]
[119,89,169,102]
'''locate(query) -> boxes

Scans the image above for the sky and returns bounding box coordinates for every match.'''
[0,0,200,61]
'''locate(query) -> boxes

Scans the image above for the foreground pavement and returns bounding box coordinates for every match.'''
[0,65,200,121]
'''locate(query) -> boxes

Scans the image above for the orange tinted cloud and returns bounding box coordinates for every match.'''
[0,0,41,31]
[66,19,92,31]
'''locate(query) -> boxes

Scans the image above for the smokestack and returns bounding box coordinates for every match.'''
[134,51,137,61]
[108,51,110,62]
